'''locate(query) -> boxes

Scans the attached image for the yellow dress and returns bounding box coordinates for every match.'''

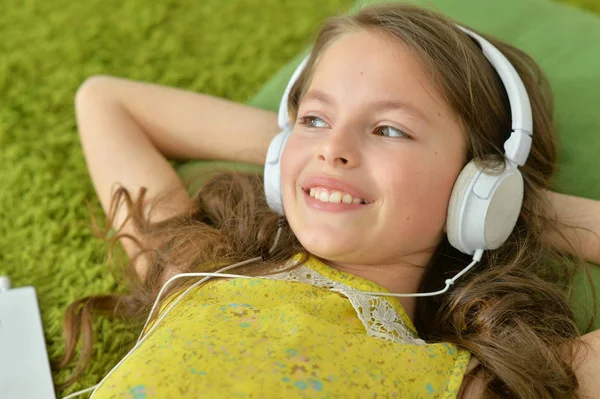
[91,254,470,398]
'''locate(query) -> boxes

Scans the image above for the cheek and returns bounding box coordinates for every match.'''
[280,135,298,177]
[280,135,303,203]
[385,153,461,226]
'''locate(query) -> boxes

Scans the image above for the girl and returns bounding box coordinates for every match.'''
[56,2,600,398]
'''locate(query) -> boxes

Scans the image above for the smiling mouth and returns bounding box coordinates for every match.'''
[302,187,370,205]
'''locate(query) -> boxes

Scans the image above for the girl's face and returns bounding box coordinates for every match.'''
[280,29,467,280]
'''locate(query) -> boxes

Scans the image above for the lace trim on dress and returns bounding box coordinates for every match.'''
[261,258,426,346]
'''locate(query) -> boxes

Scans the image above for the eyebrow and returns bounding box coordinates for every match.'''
[299,89,430,124]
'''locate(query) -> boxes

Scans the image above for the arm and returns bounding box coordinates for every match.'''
[459,330,600,398]
[543,190,600,265]
[75,75,279,281]
[572,328,600,397]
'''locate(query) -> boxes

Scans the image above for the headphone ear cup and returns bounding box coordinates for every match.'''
[264,130,291,216]
[481,168,524,249]
[446,161,479,253]
[447,160,524,255]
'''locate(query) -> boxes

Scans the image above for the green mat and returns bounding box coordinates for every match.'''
[0,0,598,397]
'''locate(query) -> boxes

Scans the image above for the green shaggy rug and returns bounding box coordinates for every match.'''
[0,0,598,397]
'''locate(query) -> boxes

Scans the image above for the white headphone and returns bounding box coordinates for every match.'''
[264,25,533,256]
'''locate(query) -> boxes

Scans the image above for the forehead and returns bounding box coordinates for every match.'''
[306,30,451,119]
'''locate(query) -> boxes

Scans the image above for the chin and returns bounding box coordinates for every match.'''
[296,231,353,259]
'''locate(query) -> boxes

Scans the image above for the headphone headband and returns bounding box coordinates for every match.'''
[456,26,533,166]
[277,56,310,132]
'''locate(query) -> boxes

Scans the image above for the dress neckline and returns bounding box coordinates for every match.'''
[264,253,423,344]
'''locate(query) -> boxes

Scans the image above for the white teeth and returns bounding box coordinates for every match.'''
[307,187,367,204]
[319,190,329,202]
[329,191,342,203]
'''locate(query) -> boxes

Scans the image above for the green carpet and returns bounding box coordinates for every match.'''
[0,0,597,397]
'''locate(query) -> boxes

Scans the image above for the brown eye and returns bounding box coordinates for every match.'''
[374,125,410,139]
[299,116,328,128]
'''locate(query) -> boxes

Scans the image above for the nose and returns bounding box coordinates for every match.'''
[317,125,360,168]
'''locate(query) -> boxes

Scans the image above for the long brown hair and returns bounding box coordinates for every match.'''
[55,2,591,397]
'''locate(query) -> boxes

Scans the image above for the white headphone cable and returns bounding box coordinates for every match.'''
[137,218,285,342]
[357,249,484,298]
[62,221,285,399]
